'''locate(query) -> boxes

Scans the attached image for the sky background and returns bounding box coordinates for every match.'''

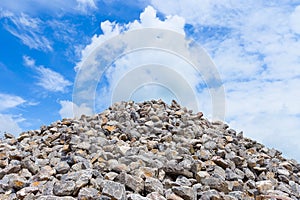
[0,0,300,161]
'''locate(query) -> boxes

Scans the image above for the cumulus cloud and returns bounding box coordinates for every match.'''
[73,5,222,118]
[75,6,186,71]
[59,100,93,119]
[23,56,72,92]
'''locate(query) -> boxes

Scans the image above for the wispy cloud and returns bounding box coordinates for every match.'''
[0,0,98,16]
[76,0,97,13]
[23,56,72,92]
[1,11,52,51]
[0,93,26,111]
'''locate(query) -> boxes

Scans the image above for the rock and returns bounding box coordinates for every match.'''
[175,175,192,186]
[196,171,210,182]
[16,187,39,199]
[145,177,164,195]
[172,186,194,200]
[212,156,229,169]
[278,168,290,176]
[55,161,70,174]
[53,180,76,196]
[78,188,100,200]
[37,196,77,200]
[22,159,39,174]
[146,192,167,200]
[198,190,221,200]
[38,165,56,180]
[104,172,119,180]
[127,194,150,200]
[165,192,184,200]
[102,180,126,200]
[116,172,144,193]
[256,180,274,194]
[200,177,229,193]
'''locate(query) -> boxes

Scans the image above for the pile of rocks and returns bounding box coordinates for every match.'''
[0,100,299,200]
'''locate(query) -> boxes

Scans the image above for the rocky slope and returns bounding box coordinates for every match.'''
[0,100,299,200]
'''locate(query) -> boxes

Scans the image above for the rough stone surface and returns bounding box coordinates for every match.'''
[0,100,299,199]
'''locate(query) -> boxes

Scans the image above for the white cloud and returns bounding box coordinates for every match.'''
[0,93,26,111]
[290,5,300,34]
[76,0,97,13]
[0,93,26,135]
[0,114,24,135]
[0,0,97,15]
[73,6,215,117]
[74,5,226,120]
[1,12,52,51]
[35,67,72,92]
[150,1,300,160]
[75,5,185,71]
[59,100,93,119]
[23,56,72,92]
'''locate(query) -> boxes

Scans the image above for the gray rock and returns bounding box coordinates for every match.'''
[127,194,150,200]
[116,172,144,193]
[78,187,100,200]
[146,192,167,200]
[199,189,221,200]
[175,175,192,186]
[22,159,39,175]
[256,180,274,194]
[16,187,39,199]
[53,180,76,196]
[145,177,164,195]
[102,180,126,200]
[37,196,77,200]
[172,186,194,200]
[38,165,56,181]
[8,174,27,190]
[55,161,70,174]
[201,177,229,193]
[196,171,210,182]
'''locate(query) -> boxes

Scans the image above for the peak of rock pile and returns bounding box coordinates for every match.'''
[0,100,300,200]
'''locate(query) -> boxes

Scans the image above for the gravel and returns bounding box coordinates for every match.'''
[0,100,299,199]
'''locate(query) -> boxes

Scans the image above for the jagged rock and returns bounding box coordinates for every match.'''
[256,180,274,194]
[55,161,70,174]
[116,172,144,193]
[145,177,164,195]
[53,180,76,196]
[172,186,194,200]
[78,187,100,200]
[37,196,76,200]
[127,194,149,200]
[102,180,126,200]
[146,192,167,200]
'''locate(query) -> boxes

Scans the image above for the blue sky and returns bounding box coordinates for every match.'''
[1,0,300,161]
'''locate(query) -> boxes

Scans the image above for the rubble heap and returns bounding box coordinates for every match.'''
[0,100,299,200]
